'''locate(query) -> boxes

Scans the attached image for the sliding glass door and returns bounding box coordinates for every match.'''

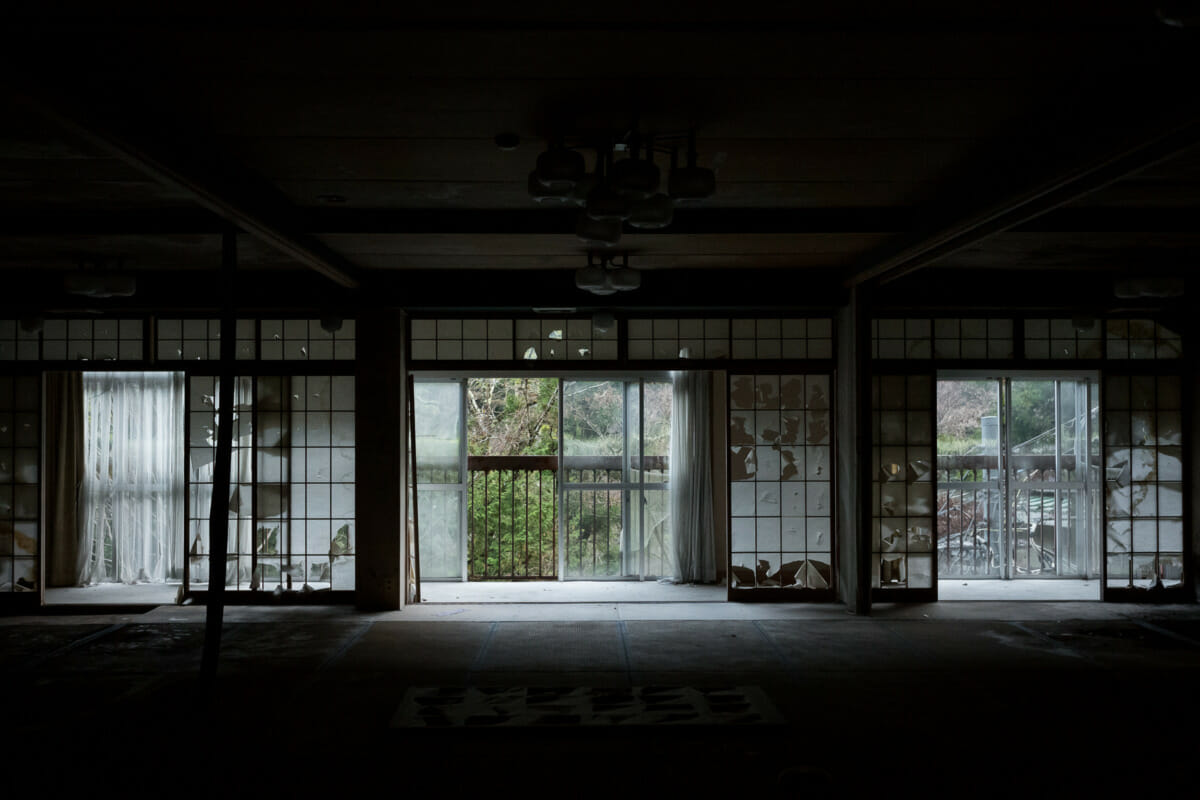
[414,375,671,582]
[936,375,1100,581]
[412,379,467,580]
[560,378,671,579]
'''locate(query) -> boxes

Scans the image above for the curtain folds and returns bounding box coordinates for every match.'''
[670,371,716,583]
[77,372,185,585]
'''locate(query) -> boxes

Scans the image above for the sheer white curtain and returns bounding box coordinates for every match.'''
[670,370,716,582]
[78,372,185,585]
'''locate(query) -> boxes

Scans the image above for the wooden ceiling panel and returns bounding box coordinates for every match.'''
[191,77,1042,140]
[0,180,195,211]
[229,136,983,184]
[316,232,889,257]
[1,6,1194,303]
[0,234,299,271]
[274,179,939,209]
[348,253,848,270]
[70,27,1171,83]
[945,231,1200,269]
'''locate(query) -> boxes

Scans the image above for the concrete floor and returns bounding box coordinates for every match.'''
[3,599,1198,793]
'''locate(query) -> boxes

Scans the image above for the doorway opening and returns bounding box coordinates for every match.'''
[414,374,689,600]
[936,374,1101,600]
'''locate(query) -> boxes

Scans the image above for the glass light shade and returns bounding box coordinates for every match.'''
[585,183,632,221]
[575,214,622,245]
[569,173,597,207]
[628,193,674,229]
[575,266,607,291]
[609,268,641,292]
[575,267,616,295]
[527,170,572,202]
[535,147,585,184]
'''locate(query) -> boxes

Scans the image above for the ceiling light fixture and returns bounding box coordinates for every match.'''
[575,252,641,296]
[523,126,716,246]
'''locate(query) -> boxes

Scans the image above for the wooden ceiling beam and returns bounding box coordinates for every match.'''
[8,86,362,289]
[845,115,1200,288]
[6,206,1198,237]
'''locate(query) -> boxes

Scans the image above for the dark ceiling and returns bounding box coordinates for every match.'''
[2,2,1197,313]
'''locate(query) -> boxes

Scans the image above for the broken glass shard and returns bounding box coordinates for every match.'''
[730,376,755,410]
[755,411,780,445]
[780,376,804,409]
[730,447,756,481]
[730,412,754,445]
[1106,521,1131,553]
[779,446,801,480]
[1130,484,1156,517]
[755,376,779,409]
[1104,482,1132,520]
[780,413,802,444]
[805,411,830,445]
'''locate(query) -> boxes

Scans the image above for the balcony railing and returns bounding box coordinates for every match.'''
[468,455,558,580]
[466,454,669,580]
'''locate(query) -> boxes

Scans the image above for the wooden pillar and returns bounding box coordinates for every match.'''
[355,308,405,610]
[836,285,873,614]
[1187,302,1200,602]
[201,228,237,681]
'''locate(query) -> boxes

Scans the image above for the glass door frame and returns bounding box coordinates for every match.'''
[411,375,469,581]
[412,369,671,583]
[937,369,1101,586]
[558,374,672,581]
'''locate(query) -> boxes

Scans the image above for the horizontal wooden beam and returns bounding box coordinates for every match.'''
[9,87,362,289]
[4,206,1198,237]
[846,117,1200,288]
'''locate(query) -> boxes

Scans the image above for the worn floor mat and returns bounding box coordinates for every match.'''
[391,685,782,727]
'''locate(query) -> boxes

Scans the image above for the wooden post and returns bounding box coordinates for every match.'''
[200,228,237,682]
[354,309,405,610]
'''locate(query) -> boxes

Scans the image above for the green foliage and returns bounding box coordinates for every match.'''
[1008,381,1055,451]
[466,378,560,578]
[459,378,671,580]
[467,377,559,456]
